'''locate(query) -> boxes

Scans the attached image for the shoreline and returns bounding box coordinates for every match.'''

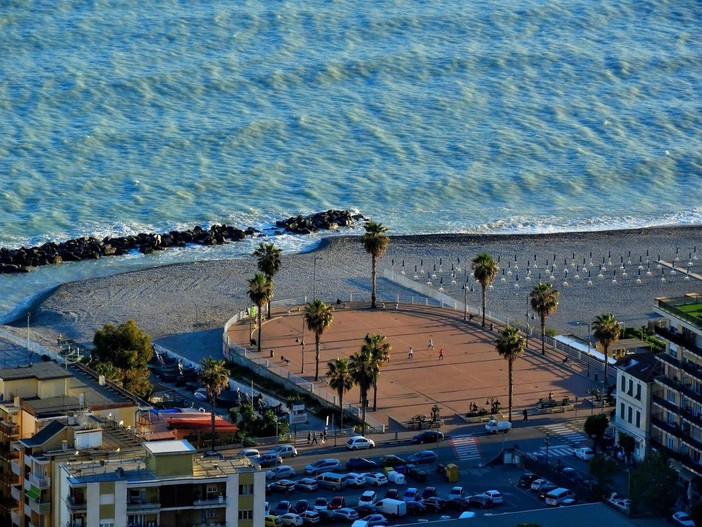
[4,224,701,360]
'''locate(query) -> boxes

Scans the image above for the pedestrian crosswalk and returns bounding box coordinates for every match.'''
[451,434,481,461]
[535,445,574,458]
[540,422,589,446]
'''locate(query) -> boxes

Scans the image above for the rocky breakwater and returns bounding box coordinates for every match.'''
[0,210,366,274]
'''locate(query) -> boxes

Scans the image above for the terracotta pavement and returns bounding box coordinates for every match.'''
[226,304,595,431]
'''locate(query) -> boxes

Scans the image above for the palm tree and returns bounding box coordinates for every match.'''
[361,221,390,309]
[592,313,621,386]
[495,326,526,422]
[253,242,282,320]
[349,349,375,436]
[471,253,498,327]
[326,358,354,432]
[530,282,560,355]
[304,299,334,381]
[248,273,272,352]
[199,357,230,452]
[362,333,392,411]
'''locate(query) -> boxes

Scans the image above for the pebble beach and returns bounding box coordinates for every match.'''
[4,225,701,362]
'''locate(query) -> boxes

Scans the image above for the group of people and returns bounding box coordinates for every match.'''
[407,338,444,360]
[307,430,328,445]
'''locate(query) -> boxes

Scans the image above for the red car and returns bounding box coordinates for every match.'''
[329,496,346,510]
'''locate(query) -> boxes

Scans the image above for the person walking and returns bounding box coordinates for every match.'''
[307,431,312,444]
[522,409,528,422]
[408,346,414,359]
[438,348,444,360]
[311,432,318,445]
[428,338,434,349]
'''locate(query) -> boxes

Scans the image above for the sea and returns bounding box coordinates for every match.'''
[1,0,701,322]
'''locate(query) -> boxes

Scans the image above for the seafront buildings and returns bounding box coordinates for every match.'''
[0,362,265,527]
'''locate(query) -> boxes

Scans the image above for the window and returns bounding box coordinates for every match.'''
[620,403,625,419]
[636,411,641,428]
[239,510,253,520]
[668,390,676,404]
[621,376,626,390]
[635,384,641,400]
[628,379,633,396]
[239,484,254,495]
[627,406,633,424]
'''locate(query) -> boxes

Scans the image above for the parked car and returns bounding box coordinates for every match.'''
[386,470,406,485]
[447,486,464,500]
[467,494,493,509]
[406,465,428,482]
[378,454,406,467]
[358,490,377,508]
[530,478,552,492]
[346,457,378,471]
[266,515,283,527]
[483,490,503,504]
[347,436,376,450]
[305,458,341,475]
[293,500,309,514]
[258,453,284,467]
[300,510,320,525]
[270,444,299,458]
[537,484,559,500]
[279,513,304,526]
[203,450,224,459]
[239,448,260,458]
[561,467,585,484]
[329,496,346,510]
[344,473,367,488]
[672,511,696,526]
[573,447,594,461]
[295,478,318,492]
[313,497,329,512]
[443,497,470,511]
[268,479,297,493]
[384,489,400,500]
[518,473,539,488]
[362,513,388,526]
[274,501,292,515]
[405,500,427,515]
[334,508,360,522]
[355,502,377,516]
[421,496,446,511]
[402,488,420,502]
[267,466,296,480]
[365,473,389,486]
[421,487,437,499]
[411,430,445,444]
[407,450,437,464]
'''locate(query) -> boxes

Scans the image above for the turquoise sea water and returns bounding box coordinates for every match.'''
[1,0,701,319]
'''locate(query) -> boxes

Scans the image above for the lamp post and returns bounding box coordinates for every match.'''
[26,311,31,357]
[586,322,591,377]
[545,432,550,466]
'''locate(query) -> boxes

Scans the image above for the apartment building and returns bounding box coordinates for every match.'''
[650,294,702,486]
[613,352,659,461]
[56,439,265,527]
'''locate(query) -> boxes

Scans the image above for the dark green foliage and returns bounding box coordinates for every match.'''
[618,432,636,463]
[691,500,702,526]
[588,454,618,496]
[628,450,677,516]
[584,413,609,452]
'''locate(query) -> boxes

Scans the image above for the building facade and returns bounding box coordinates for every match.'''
[57,439,265,527]
[650,294,702,487]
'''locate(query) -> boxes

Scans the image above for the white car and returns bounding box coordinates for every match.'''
[347,436,376,450]
[573,447,594,461]
[530,478,552,492]
[364,472,388,486]
[672,511,695,526]
[484,490,503,504]
[266,465,296,480]
[279,513,304,526]
[345,473,367,487]
[305,458,341,475]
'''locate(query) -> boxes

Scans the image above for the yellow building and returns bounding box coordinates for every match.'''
[57,439,265,527]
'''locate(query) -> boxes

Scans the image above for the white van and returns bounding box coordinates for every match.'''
[544,487,575,506]
[485,419,512,434]
[316,472,346,491]
[374,498,407,517]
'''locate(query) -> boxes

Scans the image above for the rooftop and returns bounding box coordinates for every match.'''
[656,294,702,330]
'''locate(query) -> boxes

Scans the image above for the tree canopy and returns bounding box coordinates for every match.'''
[361,221,390,309]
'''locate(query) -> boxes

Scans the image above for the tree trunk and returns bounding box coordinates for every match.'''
[481,285,487,326]
[314,333,320,381]
[371,255,377,309]
[373,382,378,412]
[603,345,608,386]
[257,308,262,352]
[540,314,546,355]
[267,300,271,320]
[508,360,513,422]
[210,397,217,452]
[339,394,344,432]
[361,390,368,436]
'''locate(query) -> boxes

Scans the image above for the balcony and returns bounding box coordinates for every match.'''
[10,510,21,526]
[650,436,702,478]
[126,498,161,511]
[27,496,51,515]
[655,325,702,356]
[28,473,50,489]
[655,376,702,407]
[10,484,20,501]
[655,297,702,331]
[10,459,21,476]
[0,421,19,437]
[193,496,227,508]
[66,496,87,511]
